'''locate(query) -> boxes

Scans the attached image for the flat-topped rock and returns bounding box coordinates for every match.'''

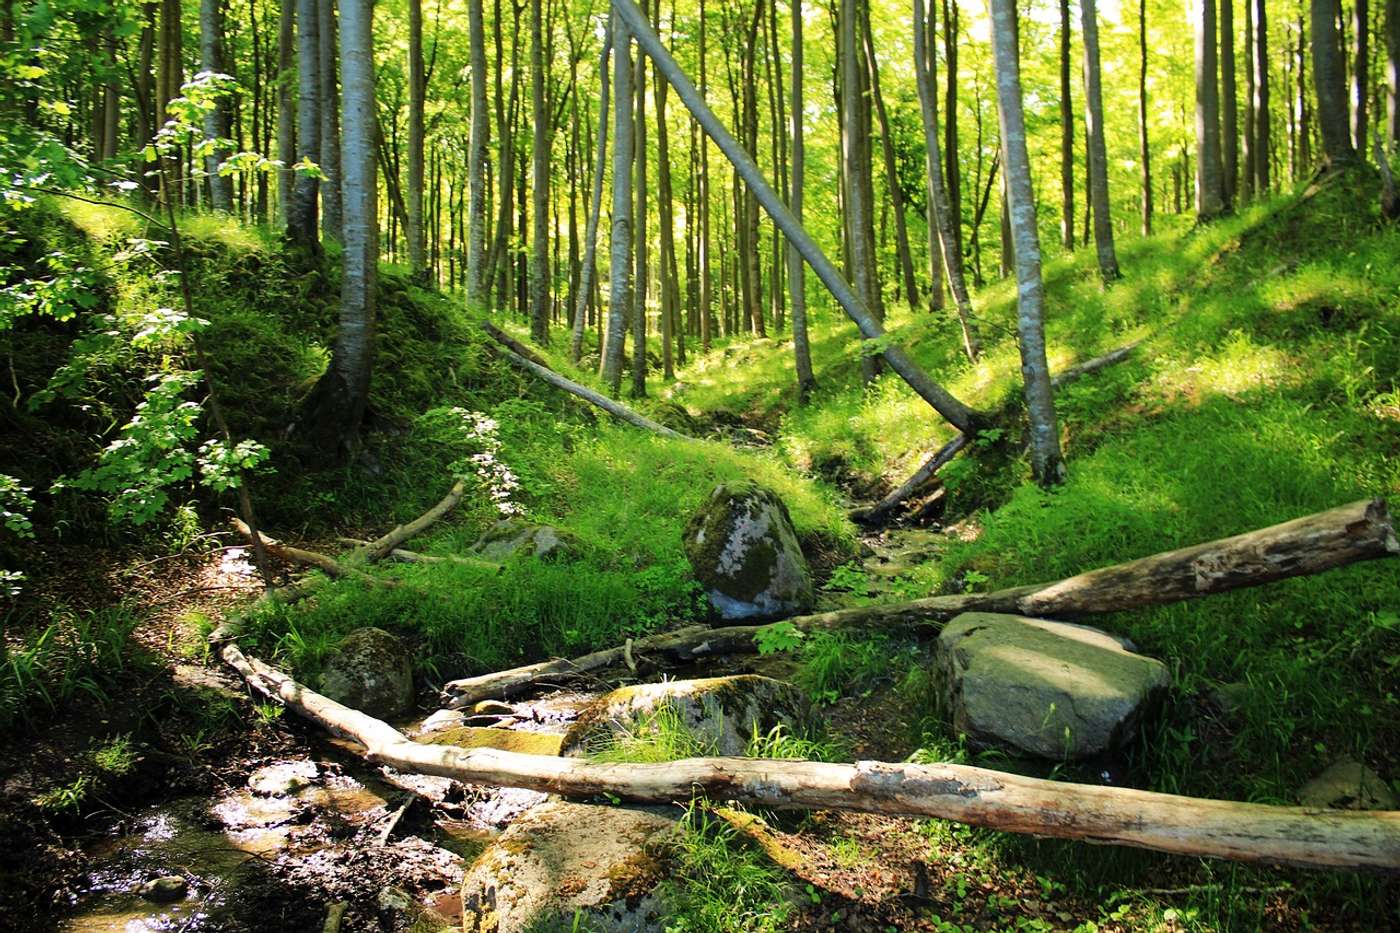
[1299,757,1398,810]
[935,612,1169,760]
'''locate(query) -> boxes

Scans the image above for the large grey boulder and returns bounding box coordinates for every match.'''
[460,800,679,932]
[683,482,814,620]
[561,675,817,758]
[319,627,415,719]
[1299,758,1398,810]
[935,613,1169,760]
[470,519,579,562]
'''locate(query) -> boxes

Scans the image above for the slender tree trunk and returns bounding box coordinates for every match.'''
[467,0,489,303]
[573,24,611,362]
[1059,0,1075,249]
[1222,0,1238,205]
[1243,0,1255,200]
[1352,0,1370,152]
[742,0,765,339]
[277,0,296,221]
[1314,0,1357,166]
[288,0,321,246]
[135,3,159,198]
[407,0,426,276]
[655,6,678,381]
[1081,0,1120,281]
[1139,0,1153,232]
[1388,0,1399,150]
[306,0,376,456]
[789,0,815,400]
[101,32,120,161]
[199,0,232,210]
[529,0,550,343]
[699,0,712,353]
[158,0,185,208]
[318,0,342,240]
[989,0,1065,486]
[943,0,962,261]
[601,12,632,394]
[1255,0,1272,187]
[843,0,880,383]
[863,16,918,310]
[631,0,649,396]
[1196,0,1226,218]
[915,0,980,361]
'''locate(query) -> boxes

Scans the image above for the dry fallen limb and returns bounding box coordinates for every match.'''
[445,499,1399,704]
[351,479,468,563]
[222,640,1400,872]
[232,518,389,587]
[481,320,553,369]
[1049,343,1140,389]
[482,326,691,440]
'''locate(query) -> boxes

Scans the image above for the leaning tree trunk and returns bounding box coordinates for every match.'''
[466,0,489,304]
[199,0,233,211]
[318,0,342,240]
[407,0,426,277]
[989,0,1065,486]
[1081,0,1120,281]
[288,0,321,247]
[601,11,633,396]
[303,0,375,457]
[572,24,611,362]
[1195,0,1226,218]
[612,0,985,435]
[529,0,550,345]
[914,0,980,361]
[789,0,816,400]
[1312,0,1357,167]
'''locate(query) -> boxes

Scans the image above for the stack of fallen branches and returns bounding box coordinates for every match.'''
[212,494,1400,872]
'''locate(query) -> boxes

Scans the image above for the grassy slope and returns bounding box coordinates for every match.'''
[662,174,1400,927]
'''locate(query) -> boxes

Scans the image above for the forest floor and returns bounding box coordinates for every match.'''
[3,173,1400,930]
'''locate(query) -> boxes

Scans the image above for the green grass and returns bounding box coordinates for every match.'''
[660,805,795,933]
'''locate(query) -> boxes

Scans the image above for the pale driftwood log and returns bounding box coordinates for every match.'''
[221,639,1400,872]
[444,499,1399,704]
[1049,343,1139,388]
[486,331,690,440]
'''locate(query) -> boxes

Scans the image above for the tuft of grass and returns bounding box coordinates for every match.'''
[587,706,718,764]
[660,804,795,933]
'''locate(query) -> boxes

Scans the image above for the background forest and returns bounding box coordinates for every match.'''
[0,0,1399,929]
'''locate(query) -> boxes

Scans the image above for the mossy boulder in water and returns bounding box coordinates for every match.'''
[560,674,818,757]
[460,799,678,932]
[683,481,814,620]
[935,613,1169,760]
[319,627,415,719]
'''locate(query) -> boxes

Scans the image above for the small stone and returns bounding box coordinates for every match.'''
[139,875,188,902]
[248,759,319,796]
[1299,758,1399,810]
[472,700,514,716]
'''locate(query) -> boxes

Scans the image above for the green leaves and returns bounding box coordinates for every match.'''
[197,439,271,492]
[754,620,805,655]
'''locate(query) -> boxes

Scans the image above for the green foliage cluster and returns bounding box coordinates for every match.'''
[659,806,794,933]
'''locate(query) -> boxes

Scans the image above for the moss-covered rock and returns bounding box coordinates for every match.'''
[683,481,814,620]
[469,519,580,562]
[421,726,563,756]
[318,627,414,720]
[935,613,1169,760]
[460,800,678,932]
[560,674,818,757]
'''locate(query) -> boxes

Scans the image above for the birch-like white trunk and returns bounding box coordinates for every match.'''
[601,12,633,396]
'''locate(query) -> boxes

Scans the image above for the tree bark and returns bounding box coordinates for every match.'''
[1388,0,1399,151]
[1313,0,1358,166]
[157,0,185,208]
[1221,0,1238,205]
[1196,0,1227,218]
[1255,0,1272,188]
[227,643,1400,873]
[466,0,489,304]
[631,4,649,396]
[989,0,1065,486]
[1059,0,1075,249]
[406,0,426,275]
[1352,0,1370,153]
[1243,0,1255,200]
[199,0,233,211]
[572,24,611,362]
[863,16,918,310]
[844,0,880,383]
[914,0,980,361]
[288,0,321,247]
[1081,0,1121,281]
[529,0,551,344]
[1139,0,1153,232]
[943,0,962,262]
[615,0,984,434]
[318,0,342,240]
[655,9,679,381]
[601,12,633,395]
[789,0,816,400]
[277,0,297,221]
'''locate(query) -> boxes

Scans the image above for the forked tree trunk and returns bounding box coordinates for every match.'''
[989,0,1065,485]
[613,0,984,434]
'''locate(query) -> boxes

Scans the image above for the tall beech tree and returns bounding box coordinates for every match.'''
[1195,0,1226,219]
[1350,0,1369,153]
[529,0,549,345]
[1253,0,1271,188]
[1221,0,1237,205]
[287,0,320,246]
[1080,0,1120,281]
[601,12,632,395]
[988,0,1065,485]
[1311,0,1356,166]
[466,0,489,304]
[406,0,426,276]
[788,0,815,400]
[199,0,233,211]
[1059,0,1075,249]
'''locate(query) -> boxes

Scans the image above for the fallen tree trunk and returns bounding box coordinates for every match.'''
[487,335,690,440]
[444,499,1398,703]
[352,479,468,563]
[1049,343,1139,389]
[225,639,1400,872]
[481,320,553,369]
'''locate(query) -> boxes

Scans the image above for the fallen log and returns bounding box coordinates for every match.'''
[351,479,468,563]
[486,334,690,440]
[444,499,1398,703]
[222,640,1400,872]
[481,320,553,370]
[1049,342,1139,389]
